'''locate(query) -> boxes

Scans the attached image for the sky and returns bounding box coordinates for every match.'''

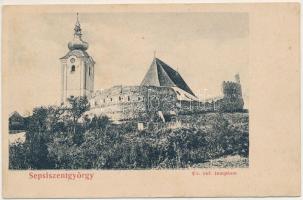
[6,11,249,115]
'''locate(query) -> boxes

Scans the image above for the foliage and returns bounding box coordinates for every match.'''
[9,101,249,169]
[66,96,90,124]
[9,143,30,169]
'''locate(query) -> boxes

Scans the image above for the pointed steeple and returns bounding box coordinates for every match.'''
[68,13,88,51]
[74,13,82,38]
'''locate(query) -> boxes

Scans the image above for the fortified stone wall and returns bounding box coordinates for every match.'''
[89,85,178,121]
[88,79,245,121]
[89,86,146,121]
[177,100,220,114]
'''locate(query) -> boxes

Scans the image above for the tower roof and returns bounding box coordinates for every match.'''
[60,49,95,63]
[140,58,196,97]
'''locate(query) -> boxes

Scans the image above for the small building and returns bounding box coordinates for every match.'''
[9,111,25,132]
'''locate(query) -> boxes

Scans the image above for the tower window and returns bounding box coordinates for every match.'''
[89,67,91,76]
[71,65,75,72]
[128,96,130,101]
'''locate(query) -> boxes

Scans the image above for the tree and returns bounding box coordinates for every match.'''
[64,96,91,145]
[17,106,55,169]
[66,96,90,134]
[27,107,48,133]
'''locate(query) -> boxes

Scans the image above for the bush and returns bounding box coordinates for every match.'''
[9,103,249,169]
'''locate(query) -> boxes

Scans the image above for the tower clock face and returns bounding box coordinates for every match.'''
[70,58,76,63]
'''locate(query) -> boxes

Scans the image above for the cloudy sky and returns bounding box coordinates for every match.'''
[6,10,249,114]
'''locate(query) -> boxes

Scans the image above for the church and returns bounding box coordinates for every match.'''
[60,15,244,122]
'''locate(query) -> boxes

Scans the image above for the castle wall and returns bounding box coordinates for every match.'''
[89,86,179,121]
[178,100,219,114]
[87,79,245,121]
[90,86,146,121]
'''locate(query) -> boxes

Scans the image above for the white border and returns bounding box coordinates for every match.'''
[1,0,301,5]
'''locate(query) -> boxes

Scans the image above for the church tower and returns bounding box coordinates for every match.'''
[60,13,95,104]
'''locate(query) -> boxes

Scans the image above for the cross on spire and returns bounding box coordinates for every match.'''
[153,50,156,59]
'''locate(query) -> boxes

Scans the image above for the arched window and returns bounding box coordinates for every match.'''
[128,96,130,101]
[71,65,75,72]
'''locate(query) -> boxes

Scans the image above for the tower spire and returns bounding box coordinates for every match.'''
[74,12,82,37]
[68,13,88,51]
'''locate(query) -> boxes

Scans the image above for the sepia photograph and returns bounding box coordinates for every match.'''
[8,11,249,170]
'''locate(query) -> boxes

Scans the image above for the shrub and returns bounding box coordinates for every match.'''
[9,109,249,169]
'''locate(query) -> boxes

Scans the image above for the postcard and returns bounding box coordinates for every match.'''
[2,3,300,198]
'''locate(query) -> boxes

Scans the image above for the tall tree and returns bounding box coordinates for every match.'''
[67,96,90,135]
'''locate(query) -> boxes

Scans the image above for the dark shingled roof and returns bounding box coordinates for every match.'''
[141,58,196,97]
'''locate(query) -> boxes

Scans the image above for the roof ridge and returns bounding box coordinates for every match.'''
[141,57,196,97]
[156,60,176,87]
